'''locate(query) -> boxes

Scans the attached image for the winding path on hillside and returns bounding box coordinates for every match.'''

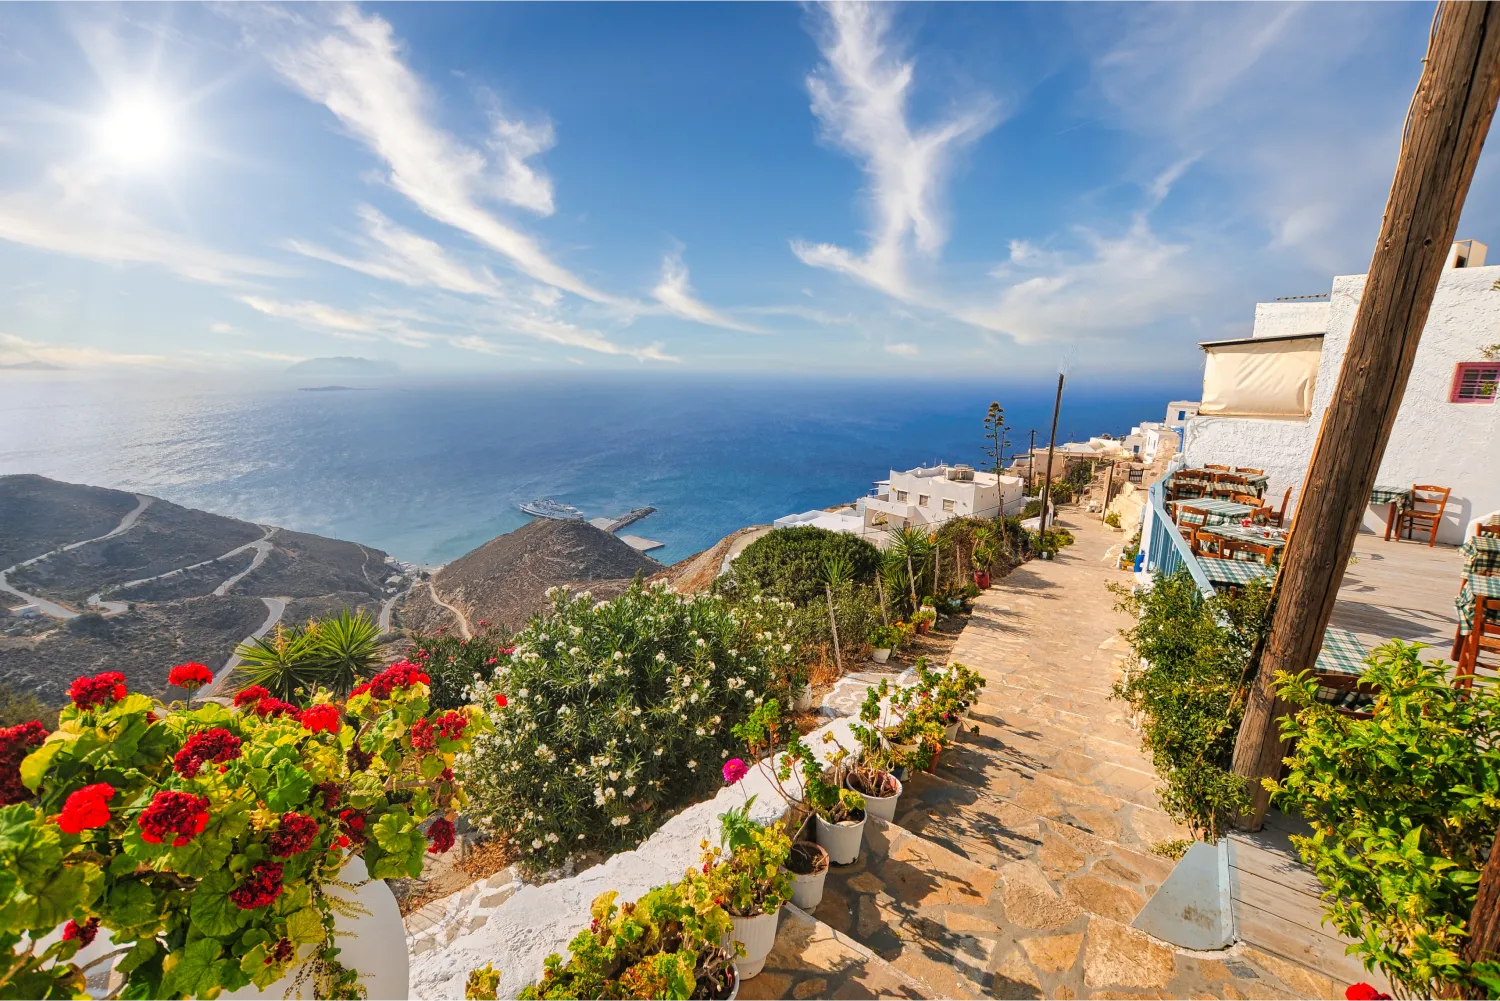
[207,596,289,697]
[0,494,153,618]
[427,577,471,639]
[81,526,280,613]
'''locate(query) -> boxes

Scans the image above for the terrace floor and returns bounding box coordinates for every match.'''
[1332,532,1464,660]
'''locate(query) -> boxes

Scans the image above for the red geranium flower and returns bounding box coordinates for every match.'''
[138,790,209,846]
[266,937,295,966]
[233,685,270,708]
[364,661,430,700]
[435,710,468,741]
[298,703,341,734]
[409,717,436,751]
[68,672,126,710]
[339,808,367,845]
[252,697,298,719]
[230,861,285,910]
[62,917,99,947]
[173,728,242,778]
[315,781,340,812]
[58,783,114,834]
[1345,986,1391,1001]
[349,682,372,698]
[0,720,48,806]
[167,662,214,690]
[426,817,456,854]
[268,812,319,857]
[493,693,509,709]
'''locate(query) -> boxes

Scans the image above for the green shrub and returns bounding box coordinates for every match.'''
[408,625,515,711]
[0,683,52,728]
[1022,499,1043,519]
[717,526,880,607]
[1269,642,1500,999]
[1111,568,1270,841]
[466,583,797,872]
[1104,511,1121,529]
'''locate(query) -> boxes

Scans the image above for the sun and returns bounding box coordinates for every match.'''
[96,92,177,169]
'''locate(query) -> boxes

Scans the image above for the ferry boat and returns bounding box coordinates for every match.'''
[519,499,584,520]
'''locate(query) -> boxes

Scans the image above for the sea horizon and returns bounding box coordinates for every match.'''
[0,372,1194,566]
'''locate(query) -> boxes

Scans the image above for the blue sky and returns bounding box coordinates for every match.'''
[0,1,1490,378]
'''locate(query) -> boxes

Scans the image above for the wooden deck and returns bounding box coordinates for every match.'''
[1226,533,1465,994]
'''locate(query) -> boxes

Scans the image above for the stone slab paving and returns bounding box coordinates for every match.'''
[739,905,934,1000]
[809,514,1360,1000]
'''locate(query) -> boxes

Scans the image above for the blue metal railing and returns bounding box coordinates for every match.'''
[1141,458,1216,599]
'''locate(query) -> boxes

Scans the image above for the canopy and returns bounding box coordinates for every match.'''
[1198,333,1323,419]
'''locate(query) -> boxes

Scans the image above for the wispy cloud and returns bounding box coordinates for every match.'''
[237,294,434,347]
[267,4,618,303]
[287,205,504,297]
[0,331,169,368]
[884,342,918,357]
[651,250,763,332]
[792,2,997,300]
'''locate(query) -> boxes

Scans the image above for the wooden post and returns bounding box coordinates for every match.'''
[1101,460,1118,523]
[1231,0,1500,828]
[1464,825,1500,996]
[1038,374,1065,538]
[875,572,889,628]
[824,583,843,675]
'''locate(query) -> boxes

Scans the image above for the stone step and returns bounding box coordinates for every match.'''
[812,817,1316,1000]
[739,904,937,1000]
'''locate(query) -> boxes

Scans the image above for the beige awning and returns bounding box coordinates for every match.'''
[1199,333,1323,418]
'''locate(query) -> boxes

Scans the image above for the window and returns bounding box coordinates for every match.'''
[895,490,908,502]
[942,498,955,512]
[1176,410,1187,421]
[918,494,930,507]
[1132,444,1141,454]
[1452,362,1499,403]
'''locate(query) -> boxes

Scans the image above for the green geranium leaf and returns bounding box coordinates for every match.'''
[115,937,159,976]
[368,851,410,881]
[163,937,229,998]
[419,754,445,780]
[286,906,324,945]
[0,804,62,885]
[371,812,415,856]
[106,880,160,929]
[14,862,100,933]
[18,740,64,794]
[265,760,312,814]
[189,869,242,938]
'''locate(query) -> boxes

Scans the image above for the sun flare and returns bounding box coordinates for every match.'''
[96,92,176,168]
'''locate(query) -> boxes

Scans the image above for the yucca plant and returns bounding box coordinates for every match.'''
[310,609,382,696]
[230,610,381,702]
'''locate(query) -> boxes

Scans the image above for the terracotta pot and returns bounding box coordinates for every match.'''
[816,813,866,865]
[872,648,891,663]
[915,620,930,635]
[923,746,942,774]
[847,772,902,823]
[973,571,991,589]
[724,908,781,979]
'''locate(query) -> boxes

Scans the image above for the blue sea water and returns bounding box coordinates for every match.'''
[0,375,1191,566]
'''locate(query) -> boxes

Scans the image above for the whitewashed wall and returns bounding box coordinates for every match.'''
[1185,264,1500,544]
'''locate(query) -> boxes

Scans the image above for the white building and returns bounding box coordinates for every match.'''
[1183,240,1499,545]
[862,463,1025,532]
[1122,423,1181,464]
[1165,401,1200,426]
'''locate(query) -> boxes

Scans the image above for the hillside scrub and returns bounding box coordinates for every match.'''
[716,526,880,607]
[1111,568,1271,841]
[407,624,515,711]
[465,582,799,873]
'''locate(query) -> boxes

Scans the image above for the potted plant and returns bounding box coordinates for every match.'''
[846,681,905,822]
[516,876,738,1000]
[786,840,829,911]
[869,624,900,663]
[705,801,793,979]
[912,607,937,635]
[732,700,866,866]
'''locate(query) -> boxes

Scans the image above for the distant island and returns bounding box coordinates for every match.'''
[285,356,398,378]
[0,360,65,371]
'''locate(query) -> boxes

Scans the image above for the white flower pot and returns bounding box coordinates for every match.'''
[850,774,902,823]
[725,908,781,979]
[872,648,891,663]
[791,863,828,911]
[794,684,814,712]
[944,720,961,742]
[816,813,866,865]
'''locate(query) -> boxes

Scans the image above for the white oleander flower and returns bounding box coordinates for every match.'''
[532,838,543,849]
[608,771,620,782]
[689,692,699,703]
[687,760,697,769]
[624,785,636,798]
[654,747,664,756]
[569,646,582,656]
[631,707,641,716]
[518,688,529,698]
[656,651,667,663]
[610,815,630,827]
[695,637,706,648]
[613,651,624,661]
[545,832,560,844]
[695,727,706,736]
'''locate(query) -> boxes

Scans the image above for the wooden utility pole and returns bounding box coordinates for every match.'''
[1101,460,1119,523]
[1464,825,1500,996]
[1231,0,1500,827]
[1038,374,1065,537]
[1027,430,1036,491]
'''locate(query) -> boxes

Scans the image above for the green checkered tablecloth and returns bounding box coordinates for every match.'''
[1315,627,1369,677]
[1370,485,1413,508]
[1176,499,1258,527]
[1198,556,1275,586]
[1169,468,1268,499]
[1238,472,1270,493]
[1461,535,1500,576]
[1456,572,1500,634]
[1197,524,1288,563]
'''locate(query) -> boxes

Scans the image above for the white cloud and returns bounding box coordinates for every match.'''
[210,322,236,334]
[792,2,997,300]
[288,205,504,297]
[239,349,308,363]
[0,331,168,368]
[502,314,679,363]
[650,250,762,332]
[0,193,285,287]
[237,294,433,347]
[884,342,918,357]
[268,5,619,304]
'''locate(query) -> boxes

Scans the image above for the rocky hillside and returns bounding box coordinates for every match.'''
[0,475,407,707]
[410,519,662,633]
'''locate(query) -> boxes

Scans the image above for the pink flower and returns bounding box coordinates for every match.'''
[722,758,749,785]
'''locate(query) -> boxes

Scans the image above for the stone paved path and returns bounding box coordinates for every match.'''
[791,513,1357,1000]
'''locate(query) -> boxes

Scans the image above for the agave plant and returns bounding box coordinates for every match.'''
[886,526,935,613]
[231,609,381,702]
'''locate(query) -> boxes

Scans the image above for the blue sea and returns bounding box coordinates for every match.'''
[0,374,1191,566]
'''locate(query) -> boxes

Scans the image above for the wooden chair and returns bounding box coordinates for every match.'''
[1457,593,1500,690]
[1479,523,1500,539]
[1268,486,1293,528]
[1220,538,1277,566]
[1396,484,1451,547]
[1203,464,1231,471]
[1211,475,1248,501]
[1237,467,1265,475]
[1231,493,1264,507]
[1249,504,1274,525]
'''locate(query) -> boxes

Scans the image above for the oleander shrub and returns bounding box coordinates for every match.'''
[0,660,486,999]
[716,526,881,607]
[1111,567,1270,841]
[1269,642,1500,999]
[407,624,515,711]
[466,582,797,873]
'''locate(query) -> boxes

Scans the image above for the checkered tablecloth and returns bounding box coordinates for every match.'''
[1198,556,1275,586]
[1170,469,1268,499]
[1456,572,1500,634]
[1313,628,1376,711]
[1238,472,1270,494]
[1197,524,1287,563]
[1370,485,1413,508]
[1461,535,1500,576]
[1176,499,1258,527]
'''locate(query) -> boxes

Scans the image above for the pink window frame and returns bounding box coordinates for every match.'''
[1450,362,1500,404]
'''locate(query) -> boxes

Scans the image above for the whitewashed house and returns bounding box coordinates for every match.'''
[1183,240,1499,544]
[861,463,1025,532]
